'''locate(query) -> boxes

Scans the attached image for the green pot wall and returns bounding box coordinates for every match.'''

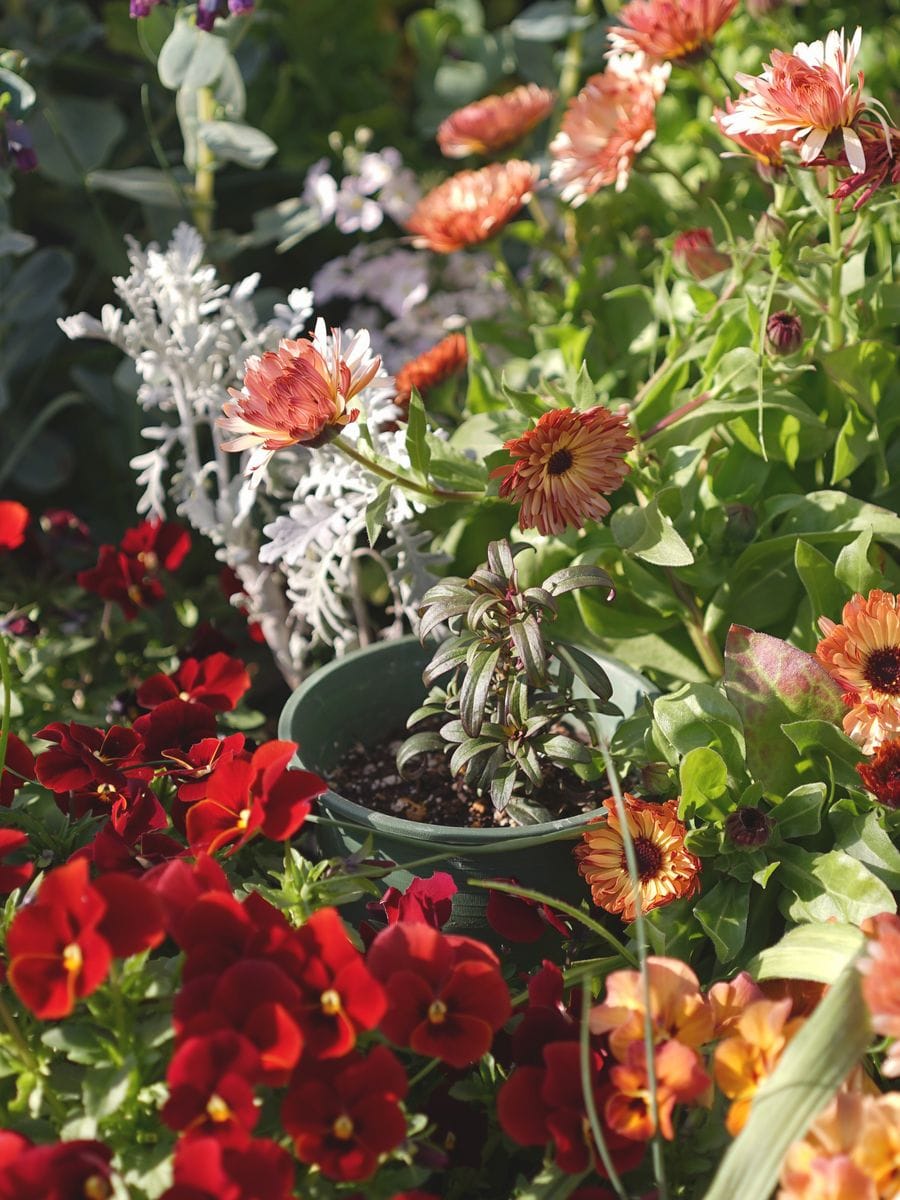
[279,636,653,932]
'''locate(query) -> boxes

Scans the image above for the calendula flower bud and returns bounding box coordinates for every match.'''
[766,311,803,355]
[754,211,788,245]
[673,228,730,280]
[725,806,772,848]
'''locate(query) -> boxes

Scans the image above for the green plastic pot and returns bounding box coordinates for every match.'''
[279,636,653,932]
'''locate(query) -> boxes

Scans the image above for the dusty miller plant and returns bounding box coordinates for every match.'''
[399,538,619,825]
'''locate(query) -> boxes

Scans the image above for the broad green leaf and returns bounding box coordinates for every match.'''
[701,964,871,1200]
[198,120,277,168]
[779,845,896,925]
[510,1,593,40]
[0,68,36,116]
[678,747,729,822]
[157,19,229,90]
[747,922,865,984]
[793,541,846,631]
[834,530,883,595]
[769,783,825,840]
[83,1063,133,1120]
[405,390,432,478]
[88,167,185,208]
[695,878,749,962]
[653,684,745,779]
[30,96,125,186]
[723,626,844,796]
[781,719,865,788]
[830,808,900,890]
[611,500,694,567]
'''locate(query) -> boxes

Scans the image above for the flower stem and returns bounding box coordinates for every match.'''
[580,977,630,1200]
[331,435,483,504]
[558,0,596,109]
[0,994,67,1123]
[193,86,217,240]
[826,168,845,350]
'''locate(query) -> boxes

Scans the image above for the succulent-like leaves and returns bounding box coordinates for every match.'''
[544,563,614,598]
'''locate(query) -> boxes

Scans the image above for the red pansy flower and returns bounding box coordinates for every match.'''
[378,871,457,929]
[282,1045,408,1182]
[185,741,325,856]
[161,1136,295,1200]
[144,854,231,942]
[35,722,145,793]
[91,872,166,958]
[162,1030,262,1137]
[132,699,218,760]
[368,922,511,1068]
[7,859,112,1019]
[77,545,166,619]
[0,500,29,551]
[290,907,387,1060]
[0,1137,114,1200]
[0,828,33,894]
[0,732,36,806]
[137,654,251,713]
[120,517,191,572]
[486,878,572,943]
[164,733,246,803]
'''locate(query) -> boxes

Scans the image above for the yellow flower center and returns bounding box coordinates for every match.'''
[332,1113,354,1140]
[236,807,252,830]
[206,1094,232,1123]
[62,943,83,974]
[428,999,448,1025]
[178,690,191,701]
[320,988,342,1015]
[83,1177,111,1200]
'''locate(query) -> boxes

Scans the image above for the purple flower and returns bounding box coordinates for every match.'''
[129,0,165,16]
[4,119,38,173]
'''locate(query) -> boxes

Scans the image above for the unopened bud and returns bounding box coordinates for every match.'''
[673,228,730,281]
[725,503,757,547]
[766,311,803,355]
[754,211,787,245]
[641,762,675,797]
[725,806,772,848]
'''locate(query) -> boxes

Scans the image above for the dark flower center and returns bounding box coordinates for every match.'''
[547,448,573,476]
[632,836,663,881]
[864,647,900,695]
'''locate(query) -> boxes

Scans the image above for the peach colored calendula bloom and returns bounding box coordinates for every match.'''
[492,406,634,537]
[713,98,789,172]
[405,161,539,253]
[393,333,468,410]
[608,0,739,63]
[816,590,900,754]
[590,957,713,1062]
[437,84,556,159]
[714,997,804,1135]
[779,1091,900,1200]
[720,28,876,174]
[219,320,384,484]
[574,794,701,924]
[550,53,670,202]
[859,912,900,1077]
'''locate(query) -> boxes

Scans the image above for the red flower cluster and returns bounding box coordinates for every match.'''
[0,1132,114,1200]
[77,517,191,619]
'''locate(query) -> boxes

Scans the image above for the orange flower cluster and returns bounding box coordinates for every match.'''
[574,793,700,922]
[779,1091,900,1200]
[393,333,468,410]
[437,85,556,159]
[608,0,738,64]
[713,997,805,1134]
[816,590,900,755]
[405,161,539,253]
[859,912,900,1078]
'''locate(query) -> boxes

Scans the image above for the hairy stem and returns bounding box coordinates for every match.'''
[826,168,845,350]
[193,87,217,239]
[331,436,483,504]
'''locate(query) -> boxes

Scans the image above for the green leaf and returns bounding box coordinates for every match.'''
[511,1161,589,1199]
[459,647,501,736]
[397,731,446,775]
[695,878,749,962]
[0,68,36,117]
[779,845,896,925]
[769,783,825,839]
[31,96,126,186]
[781,719,865,789]
[197,120,277,168]
[405,390,432,478]
[747,922,865,984]
[510,1,593,40]
[542,734,592,764]
[653,684,745,779]
[723,626,844,797]
[702,964,870,1200]
[611,499,694,567]
[509,617,547,685]
[834,530,883,595]
[543,564,614,597]
[678,747,730,822]
[552,642,613,701]
[793,541,846,631]
[88,167,185,208]
[364,480,392,546]
[83,1063,133,1120]
[830,808,900,890]
[157,19,229,90]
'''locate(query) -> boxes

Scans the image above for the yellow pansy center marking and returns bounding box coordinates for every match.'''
[236,807,252,830]
[62,943,83,974]
[206,1094,232,1123]
[332,1114,354,1140]
[320,989,342,1015]
[428,999,448,1024]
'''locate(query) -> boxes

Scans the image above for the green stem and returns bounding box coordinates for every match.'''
[596,741,669,1200]
[705,53,734,100]
[826,167,845,351]
[408,1058,440,1089]
[193,86,217,240]
[0,994,67,1123]
[331,435,483,504]
[643,148,701,205]
[468,878,638,966]
[580,978,630,1200]
[558,0,596,109]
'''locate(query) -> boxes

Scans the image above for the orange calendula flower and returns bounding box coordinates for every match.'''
[816,590,900,754]
[713,98,788,173]
[605,1039,710,1142]
[437,85,557,159]
[550,53,670,202]
[393,333,468,410]
[574,794,701,924]
[714,997,804,1135]
[492,406,634,537]
[405,161,540,253]
[590,957,713,1061]
[608,0,739,63]
[720,28,882,174]
[219,319,384,484]
[779,1091,900,1200]
[859,912,900,1077]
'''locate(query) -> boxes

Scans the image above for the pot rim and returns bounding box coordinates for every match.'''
[279,634,652,847]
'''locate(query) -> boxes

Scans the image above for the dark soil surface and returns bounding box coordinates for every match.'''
[328,720,599,829]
